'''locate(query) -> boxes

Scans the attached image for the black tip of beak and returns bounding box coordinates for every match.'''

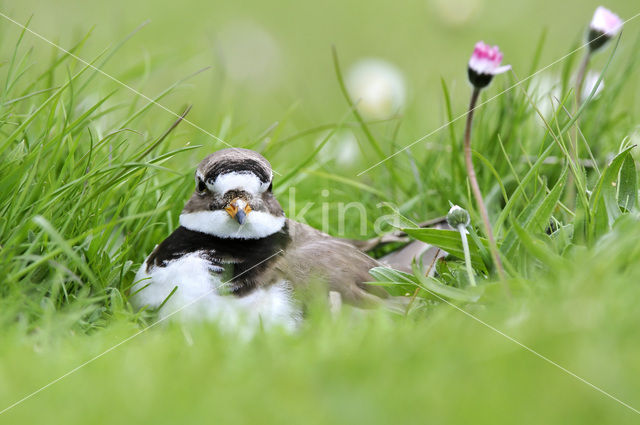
[236,209,246,225]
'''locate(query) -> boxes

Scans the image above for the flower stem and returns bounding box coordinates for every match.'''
[463,87,505,280]
[573,53,591,161]
[457,224,476,287]
[575,53,591,108]
[567,52,591,209]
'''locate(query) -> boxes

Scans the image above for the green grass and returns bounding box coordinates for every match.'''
[1,0,640,423]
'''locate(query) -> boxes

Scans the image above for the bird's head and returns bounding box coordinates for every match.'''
[179,148,285,239]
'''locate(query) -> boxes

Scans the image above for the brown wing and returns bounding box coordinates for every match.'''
[275,220,391,308]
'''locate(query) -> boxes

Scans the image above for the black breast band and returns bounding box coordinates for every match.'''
[146,223,290,296]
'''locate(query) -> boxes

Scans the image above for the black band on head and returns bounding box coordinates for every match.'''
[205,159,271,184]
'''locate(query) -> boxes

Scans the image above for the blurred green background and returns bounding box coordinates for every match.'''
[5,0,638,235]
[7,0,639,159]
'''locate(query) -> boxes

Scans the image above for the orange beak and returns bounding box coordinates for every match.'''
[224,198,252,224]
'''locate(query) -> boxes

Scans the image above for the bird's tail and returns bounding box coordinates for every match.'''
[379,241,445,276]
[379,218,450,275]
[345,217,450,276]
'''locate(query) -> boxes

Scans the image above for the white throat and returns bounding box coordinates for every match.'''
[179,210,285,239]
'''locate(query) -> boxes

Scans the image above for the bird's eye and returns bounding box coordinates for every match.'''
[196,176,207,194]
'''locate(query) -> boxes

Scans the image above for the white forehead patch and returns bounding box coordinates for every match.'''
[205,172,270,195]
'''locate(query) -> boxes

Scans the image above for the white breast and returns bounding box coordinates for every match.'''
[131,251,300,335]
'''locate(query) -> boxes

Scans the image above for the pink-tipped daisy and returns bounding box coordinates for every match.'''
[588,6,623,51]
[467,42,511,89]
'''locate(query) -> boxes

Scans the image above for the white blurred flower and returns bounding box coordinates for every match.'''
[528,73,562,119]
[76,93,111,139]
[581,71,604,102]
[318,130,361,167]
[346,59,406,120]
[531,71,604,112]
[431,0,483,26]
[215,21,282,89]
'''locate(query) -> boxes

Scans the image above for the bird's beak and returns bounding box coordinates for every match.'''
[225,198,252,225]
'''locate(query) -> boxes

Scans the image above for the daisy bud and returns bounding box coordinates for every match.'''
[447,205,471,228]
[467,42,511,89]
[588,6,623,51]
